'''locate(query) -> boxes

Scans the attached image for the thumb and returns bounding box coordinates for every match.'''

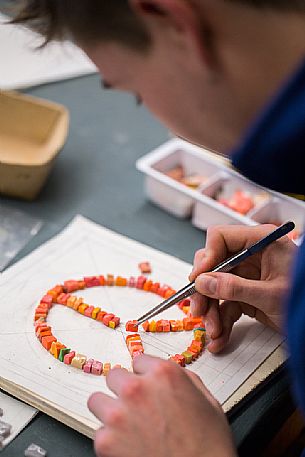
[195,272,272,310]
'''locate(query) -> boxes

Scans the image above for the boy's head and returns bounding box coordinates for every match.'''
[12,0,305,152]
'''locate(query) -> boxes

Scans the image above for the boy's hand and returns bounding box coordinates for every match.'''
[88,355,237,457]
[189,224,297,353]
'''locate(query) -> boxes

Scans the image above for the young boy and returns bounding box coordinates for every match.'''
[12,1,305,456]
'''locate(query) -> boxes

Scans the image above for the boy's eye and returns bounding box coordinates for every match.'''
[135,95,143,106]
[101,79,142,106]
[101,79,113,90]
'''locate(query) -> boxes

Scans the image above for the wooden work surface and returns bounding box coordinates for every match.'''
[0,342,286,437]
[0,214,285,443]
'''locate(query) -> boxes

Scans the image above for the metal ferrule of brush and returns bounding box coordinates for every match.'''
[137,282,196,325]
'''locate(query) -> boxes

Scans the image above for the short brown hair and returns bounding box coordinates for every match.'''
[10,0,305,49]
[228,0,305,9]
[10,0,151,50]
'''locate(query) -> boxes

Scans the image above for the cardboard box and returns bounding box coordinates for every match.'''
[0,91,69,200]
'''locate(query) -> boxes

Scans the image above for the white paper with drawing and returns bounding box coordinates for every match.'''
[0,216,283,427]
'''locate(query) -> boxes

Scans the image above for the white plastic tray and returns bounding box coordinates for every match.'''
[136,139,305,240]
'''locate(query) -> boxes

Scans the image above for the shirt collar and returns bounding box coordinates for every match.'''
[232,58,305,195]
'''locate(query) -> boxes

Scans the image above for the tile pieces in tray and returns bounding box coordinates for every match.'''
[165,165,208,189]
[136,139,305,240]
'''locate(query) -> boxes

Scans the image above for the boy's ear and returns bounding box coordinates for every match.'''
[128,0,216,68]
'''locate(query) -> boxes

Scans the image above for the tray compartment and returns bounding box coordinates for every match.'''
[201,172,270,216]
[144,174,194,218]
[251,198,305,242]
[152,148,220,184]
[137,142,224,218]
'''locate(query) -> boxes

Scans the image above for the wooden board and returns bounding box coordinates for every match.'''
[0,216,285,437]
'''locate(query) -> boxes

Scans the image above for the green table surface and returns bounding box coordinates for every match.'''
[0,66,295,457]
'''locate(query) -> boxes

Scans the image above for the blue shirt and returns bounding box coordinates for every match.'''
[232,58,305,426]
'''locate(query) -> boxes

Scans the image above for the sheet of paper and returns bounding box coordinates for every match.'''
[0,13,96,90]
[0,391,37,449]
[0,216,283,429]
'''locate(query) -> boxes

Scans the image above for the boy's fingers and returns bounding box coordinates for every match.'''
[190,224,278,280]
[205,224,277,258]
[133,353,166,375]
[207,299,276,353]
[190,293,208,317]
[88,392,116,423]
[106,367,134,397]
[190,248,213,280]
[186,370,204,389]
[190,295,222,339]
[207,301,243,353]
[204,299,222,338]
[195,272,275,310]
[190,294,222,339]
